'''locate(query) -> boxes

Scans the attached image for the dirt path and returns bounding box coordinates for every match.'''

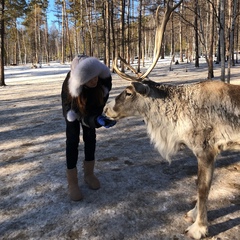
[0,60,239,239]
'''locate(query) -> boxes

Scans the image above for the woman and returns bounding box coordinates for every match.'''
[61,55,116,201]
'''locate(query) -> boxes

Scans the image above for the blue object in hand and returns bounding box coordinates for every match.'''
[97,115,116,128]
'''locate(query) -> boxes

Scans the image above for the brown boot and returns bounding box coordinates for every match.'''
[66,168,83,201]
[84,161,100,190]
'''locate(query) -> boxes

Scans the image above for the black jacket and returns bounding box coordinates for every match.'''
[61,71,112,128]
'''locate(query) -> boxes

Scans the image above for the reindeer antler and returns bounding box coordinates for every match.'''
[113,56,142,81]
[113,0,183,81]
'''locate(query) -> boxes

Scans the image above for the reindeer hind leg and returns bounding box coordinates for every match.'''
[185,153,215,239]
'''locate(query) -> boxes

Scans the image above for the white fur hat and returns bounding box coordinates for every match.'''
[68,56,111,97]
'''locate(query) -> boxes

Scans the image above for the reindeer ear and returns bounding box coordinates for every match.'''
[132,82,150,96]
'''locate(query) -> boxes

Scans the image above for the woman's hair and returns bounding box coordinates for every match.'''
[77,82,104,116]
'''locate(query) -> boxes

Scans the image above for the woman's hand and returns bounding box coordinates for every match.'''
[97,115,116,128]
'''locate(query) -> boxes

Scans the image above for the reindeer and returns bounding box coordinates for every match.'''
[104,1,240,239]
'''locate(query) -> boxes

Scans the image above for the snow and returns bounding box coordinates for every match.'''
[0,58,239,240]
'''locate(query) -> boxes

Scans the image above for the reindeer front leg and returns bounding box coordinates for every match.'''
[185,153,215,239]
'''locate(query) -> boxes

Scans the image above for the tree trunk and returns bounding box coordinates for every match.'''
[207,3,214,79]
[73,19,78,55]
[84,0,93,56]
[120,0,125,73]
[34,4,39,64]
[44,16,49,64]
[126,0,130,64]
[15,20,22,65]
[194,0,199,67]
[142,5,145,68]
[179,3,183,62]
[80,1,85,54]
[61,0,65,63]
[137,0,142,73]
[160,0,166,60]
[236,6,239,64]
[227,0,237,83]
[65,7,72,61]
[0,0,5,86]
[170,9,175,62]
[110,0,116,72]
[105,0,110,67]
[22,28,27,64]
[220,0,225,82]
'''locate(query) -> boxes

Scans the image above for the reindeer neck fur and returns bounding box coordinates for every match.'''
[135,82,186,162]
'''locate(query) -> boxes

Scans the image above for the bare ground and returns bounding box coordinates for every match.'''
[0,60,239,240]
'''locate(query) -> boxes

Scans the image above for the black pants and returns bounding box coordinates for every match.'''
[65,119,96,169]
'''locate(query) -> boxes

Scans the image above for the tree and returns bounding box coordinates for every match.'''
[61,0,66,63]
[220,0,225,82]
[104,0,110,67]
[137,0,142,73]
[194,0,199,67]
[110,0,116,72]
[0,0,5,86]
[120,0,126,73]
[227,0,238,83]
[179,2,184,62]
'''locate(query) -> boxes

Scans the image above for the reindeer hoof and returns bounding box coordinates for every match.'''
[185,222,208,240]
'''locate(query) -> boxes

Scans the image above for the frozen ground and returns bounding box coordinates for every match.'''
[0,58,239,240]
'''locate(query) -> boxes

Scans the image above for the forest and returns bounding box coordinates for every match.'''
[0,0,239,84]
